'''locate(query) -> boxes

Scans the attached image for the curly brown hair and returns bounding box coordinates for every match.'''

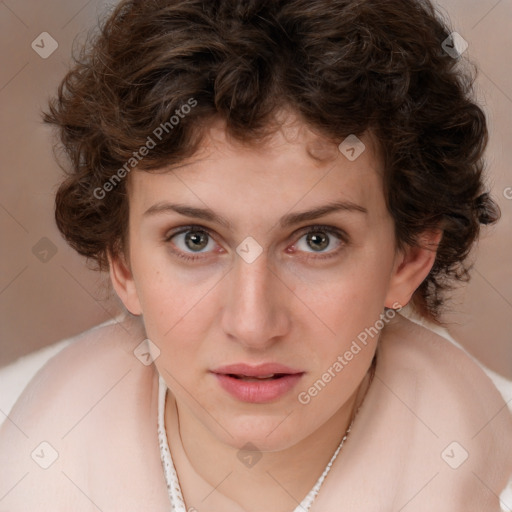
[44,0,500,325]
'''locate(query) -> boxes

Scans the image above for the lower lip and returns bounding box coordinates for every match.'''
[212,373,304,403]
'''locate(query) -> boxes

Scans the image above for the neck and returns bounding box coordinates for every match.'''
[165,363,375,512]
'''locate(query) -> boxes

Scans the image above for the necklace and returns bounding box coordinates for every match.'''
[157,356,376,512]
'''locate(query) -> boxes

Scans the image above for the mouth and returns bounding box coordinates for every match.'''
[210,364,305,403]
[211,362,304,377]
[225,373,290,381]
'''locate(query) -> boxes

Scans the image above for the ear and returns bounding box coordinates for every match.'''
[108,250,143,316]
[384,229,443,309]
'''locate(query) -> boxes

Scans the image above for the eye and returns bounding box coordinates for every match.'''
[165,226,218,261]
[164,224,347,263]
[292,225,346,259]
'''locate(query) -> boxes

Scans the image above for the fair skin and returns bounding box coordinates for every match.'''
[109,111,441,512]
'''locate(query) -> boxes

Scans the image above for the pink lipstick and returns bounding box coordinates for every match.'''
[211,363,305,403]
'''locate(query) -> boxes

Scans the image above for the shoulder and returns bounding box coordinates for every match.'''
[1,315,149,434]
[0,315,166,510]
[379,312,512,508]
[380,311,512,444]
[381,311,508,415]
[317,312,512,511]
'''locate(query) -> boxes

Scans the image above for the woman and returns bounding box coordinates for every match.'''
[1,0,511,510]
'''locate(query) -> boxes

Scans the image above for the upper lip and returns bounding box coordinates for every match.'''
[211,363,304,377]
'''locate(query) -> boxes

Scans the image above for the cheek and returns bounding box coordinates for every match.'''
[294,252,391,388]
[297,254,391,336]
[134,247,212,322]
[134,266,221,370]
[296,272,383,414]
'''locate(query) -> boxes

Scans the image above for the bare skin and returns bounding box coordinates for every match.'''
[1,112,510,511]
[107,111,443,510]
[164,351,377,512]
[1,311,510,511]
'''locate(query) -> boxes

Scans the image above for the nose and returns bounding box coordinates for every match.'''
[220,250,291,350]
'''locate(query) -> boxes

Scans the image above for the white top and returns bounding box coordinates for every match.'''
[157,374,353,512]
[1,313,511,510]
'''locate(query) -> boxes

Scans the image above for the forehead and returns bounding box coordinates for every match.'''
[127,113,385,219]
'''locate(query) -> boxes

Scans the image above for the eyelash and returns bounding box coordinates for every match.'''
[164,224,348,263]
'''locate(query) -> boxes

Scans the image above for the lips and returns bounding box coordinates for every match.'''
[228,373,286,381]
[211,363,305,403]
[211,362,303,378]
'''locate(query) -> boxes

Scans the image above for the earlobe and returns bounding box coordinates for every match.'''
[384,229,443,309]
[108,250,143,316]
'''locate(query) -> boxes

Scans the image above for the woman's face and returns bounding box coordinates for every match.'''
[116,113,404,451]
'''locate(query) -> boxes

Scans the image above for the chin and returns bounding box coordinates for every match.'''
[216,416,304,452]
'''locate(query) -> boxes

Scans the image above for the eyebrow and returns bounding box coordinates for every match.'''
[143,199,368,229]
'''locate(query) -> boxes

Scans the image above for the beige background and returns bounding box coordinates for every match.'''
[0,0,511,377]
